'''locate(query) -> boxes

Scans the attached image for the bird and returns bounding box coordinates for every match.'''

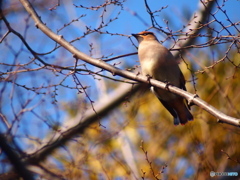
[132,31,193,125]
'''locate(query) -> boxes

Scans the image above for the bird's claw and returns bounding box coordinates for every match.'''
[146,74,153,85]
[188,94,199,106]
[164,81,171,91]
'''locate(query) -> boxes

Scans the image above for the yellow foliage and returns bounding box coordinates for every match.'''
[44,50,240,179]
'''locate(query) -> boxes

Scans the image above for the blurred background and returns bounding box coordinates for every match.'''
[0,0,240,179]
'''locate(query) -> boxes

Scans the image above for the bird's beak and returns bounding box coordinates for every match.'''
[132,33,142,43]
[131,33,138,37]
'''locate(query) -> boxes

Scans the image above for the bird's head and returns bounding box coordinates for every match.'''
[132,31,158,43]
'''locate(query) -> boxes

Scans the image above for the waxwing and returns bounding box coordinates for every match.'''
[132,31,193,125]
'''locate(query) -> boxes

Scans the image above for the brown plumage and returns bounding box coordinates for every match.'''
[132,31,193,125]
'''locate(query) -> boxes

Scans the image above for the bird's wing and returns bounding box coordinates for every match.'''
[179,70,186,91]
[179,70,192,109]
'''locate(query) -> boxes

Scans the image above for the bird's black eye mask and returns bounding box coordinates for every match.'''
[141,32,153,36]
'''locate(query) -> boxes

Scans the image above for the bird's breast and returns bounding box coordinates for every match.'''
[140,58,158,77]
[138,43,180,85]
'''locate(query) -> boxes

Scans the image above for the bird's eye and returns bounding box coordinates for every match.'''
[143,33,149,36]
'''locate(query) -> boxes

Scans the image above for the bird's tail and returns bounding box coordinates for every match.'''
[159,98,193,125]
[177,106,193,125]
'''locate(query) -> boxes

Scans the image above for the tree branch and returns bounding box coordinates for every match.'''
[2,0,232,173]
[19,0,240,127]
[26,83,140,164]
[0,134,34,180]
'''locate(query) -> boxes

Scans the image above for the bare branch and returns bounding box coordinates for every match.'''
[18,0,240,128]
[26,83,140,164]
[1,1,239,178]
[140,140,166,180]
[0,134,34,180]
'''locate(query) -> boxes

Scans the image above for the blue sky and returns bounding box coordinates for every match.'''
[1,0,239,136]
[1,0,239,137]
[0,1,239,177]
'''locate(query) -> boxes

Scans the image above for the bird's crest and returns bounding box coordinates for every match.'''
[137,31,154,36]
